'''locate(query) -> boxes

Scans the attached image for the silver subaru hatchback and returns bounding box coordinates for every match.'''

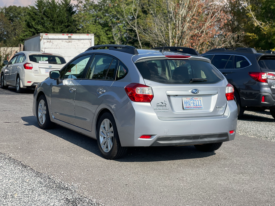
[33,45,238,159]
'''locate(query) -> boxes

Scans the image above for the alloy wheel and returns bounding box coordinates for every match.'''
[99,119,114,153]
[38,99,47,125]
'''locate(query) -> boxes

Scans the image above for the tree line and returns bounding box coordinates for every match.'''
[0,0,274,53]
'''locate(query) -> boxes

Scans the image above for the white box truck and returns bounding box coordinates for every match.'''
[24,33,94,62]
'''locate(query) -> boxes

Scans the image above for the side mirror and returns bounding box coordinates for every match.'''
[49,71,60,80]
[3,60,8,65]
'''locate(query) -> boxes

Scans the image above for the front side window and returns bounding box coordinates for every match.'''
[29,55,66,64]
[135,59,224,84]
[211,55,231,69]
[9,56,18,65]
[87,55,114,80]
[235,56,250,68]
[61,55,91,79]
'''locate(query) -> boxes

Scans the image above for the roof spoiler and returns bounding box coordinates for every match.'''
[86,44,138,55]
[152,47,200,56]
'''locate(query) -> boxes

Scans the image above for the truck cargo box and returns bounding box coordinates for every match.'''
[24,33,94,62]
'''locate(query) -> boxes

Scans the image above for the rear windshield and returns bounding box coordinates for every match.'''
[29,55,66,64]
[258,56,275,71]
[135,59,224,84]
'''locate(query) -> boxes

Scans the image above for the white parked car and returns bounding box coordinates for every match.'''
[1,51,66,92]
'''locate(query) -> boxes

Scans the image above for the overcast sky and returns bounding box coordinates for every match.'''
[0,0,78,7]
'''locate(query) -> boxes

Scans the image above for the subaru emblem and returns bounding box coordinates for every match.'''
[191,89,199,94]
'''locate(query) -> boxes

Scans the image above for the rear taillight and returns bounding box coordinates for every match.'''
[267,73,275,80]
[125,83,154,102]
[249,72,267,83]
[140,135,152,139]
[24,63,33,70]
[226,83,234,101]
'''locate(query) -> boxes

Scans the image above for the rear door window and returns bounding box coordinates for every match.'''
[87,55,117,80]
[15,54,26,63]
[235,56,250,68]
[135,59,224,84]
[225,56,234,68]
[211,55,231,69]
[29,55,66,64]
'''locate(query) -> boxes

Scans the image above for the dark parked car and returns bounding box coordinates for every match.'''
[203,48,275,118]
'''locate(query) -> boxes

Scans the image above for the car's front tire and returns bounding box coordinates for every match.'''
[1,74,8,89]
[194,142,223,152]
[96,112,128,159]
[16,76,23,93]
[36,95,53,129]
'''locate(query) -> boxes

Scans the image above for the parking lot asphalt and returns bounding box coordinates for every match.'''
[0,87,275,206]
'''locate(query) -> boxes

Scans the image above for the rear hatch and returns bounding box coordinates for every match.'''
[258,55,275,92]
[135,56,227,120]
[29,54,66,75]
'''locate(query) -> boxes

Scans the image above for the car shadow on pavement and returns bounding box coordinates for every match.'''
[0,87,34,94]
[21,116,215,162]
[239,112,275,122]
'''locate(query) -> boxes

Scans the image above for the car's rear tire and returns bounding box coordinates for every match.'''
[270,108,275,119]
[1,74,8,89]
[234,90,244,117]
[96,112,128,159]
[37,95,53,129]
[194,142,223,152]
[16,76,23,93]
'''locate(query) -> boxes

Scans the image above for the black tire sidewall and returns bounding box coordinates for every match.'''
[234,90,244,117]
[16,76,22,93]
[36,95,52,129]
[96,113,121,159]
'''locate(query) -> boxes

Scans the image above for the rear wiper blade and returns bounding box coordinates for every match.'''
[189,78,207,83]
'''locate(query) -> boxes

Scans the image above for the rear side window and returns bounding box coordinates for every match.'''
[235,56,250,68]
[29,55,66,64]
[116,61,128,80]
[211,55,231,69]
[258,56,275,71]
[135,59,224,84]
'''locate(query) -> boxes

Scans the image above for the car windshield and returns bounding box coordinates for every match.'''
[29,55,66,64]
[135,59,224,84]
[258,56,275,71]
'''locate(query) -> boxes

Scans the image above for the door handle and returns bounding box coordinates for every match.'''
[97,88,106,94]
[69,88,76,93]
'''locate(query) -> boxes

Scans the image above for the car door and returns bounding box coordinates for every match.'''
[73,54,117,131]
[51,54,93,124]
[11,54,25,85]
[5,56,18,84]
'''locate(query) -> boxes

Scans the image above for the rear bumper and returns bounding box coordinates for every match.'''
[23,72,48,87]
[241,92,275,107]
[118,101,238,147]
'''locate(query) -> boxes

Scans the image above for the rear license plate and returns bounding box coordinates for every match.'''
[42,69,50,74]
[183,97,203,110]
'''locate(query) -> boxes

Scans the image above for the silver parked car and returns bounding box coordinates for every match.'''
[33,45,238,159]
[1,51,66,92]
